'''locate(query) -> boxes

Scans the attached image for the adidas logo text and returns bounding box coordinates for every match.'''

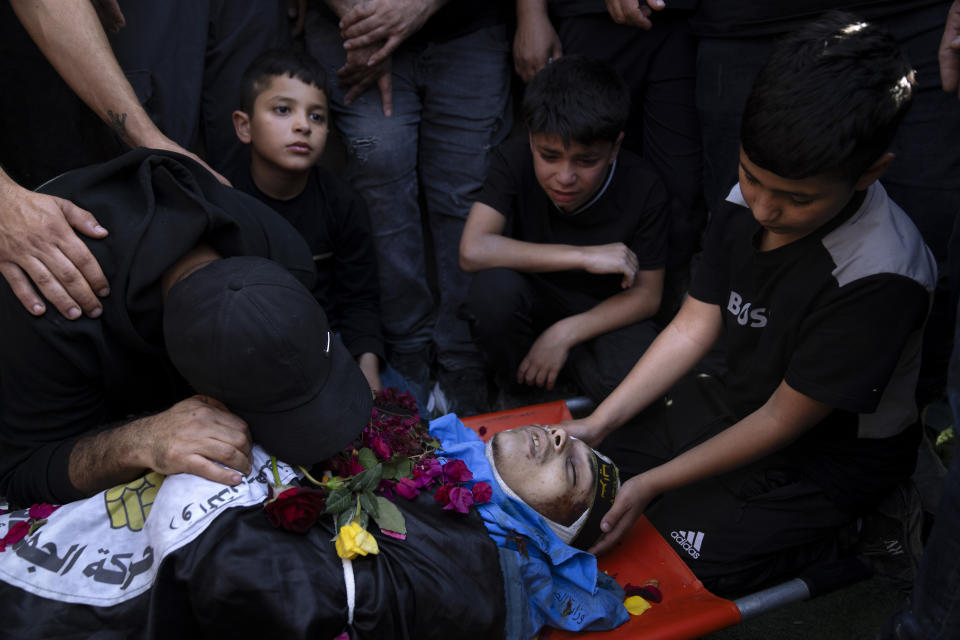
[671,530,704,560]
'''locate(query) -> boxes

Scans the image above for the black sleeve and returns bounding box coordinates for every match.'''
[786,274,930,413]
[475,137,526,224]
[0,303,103,506]
[688,201,746,305]
[321,173,386,362]
[628,171,669,270]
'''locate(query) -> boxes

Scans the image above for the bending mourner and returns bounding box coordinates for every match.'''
[0,415,626,639]
[0,148,372,507]
[565,13,937,594]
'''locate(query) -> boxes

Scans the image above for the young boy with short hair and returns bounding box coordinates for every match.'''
[231,48,384,392]
[565,13,936,594]
[459,55,668,404]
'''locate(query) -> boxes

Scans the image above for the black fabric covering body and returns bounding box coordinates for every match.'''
[0,493,506,639]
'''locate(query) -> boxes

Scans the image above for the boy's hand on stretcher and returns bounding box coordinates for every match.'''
[580,243,639,289]
[137,396,253,486]
[588,472,657,556]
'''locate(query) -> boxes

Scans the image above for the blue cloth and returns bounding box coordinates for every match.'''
[429,414,629,638]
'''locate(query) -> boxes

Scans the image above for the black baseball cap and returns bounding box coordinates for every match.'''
[163,256,372,464]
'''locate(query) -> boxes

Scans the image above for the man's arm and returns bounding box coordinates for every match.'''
[941,0,960,99]
[460,201,642,288]
[517,268,664,389]
[68,396,252,498]
[4,0,228,321]
[10,0,227,184]
[589,381,832,555]
[514,0,564,83]
[563,295,724,444]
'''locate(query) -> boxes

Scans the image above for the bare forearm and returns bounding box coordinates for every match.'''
[517,0,550,21]
[642,382,832,495]
[553,274,662,347]
[461,232,599,273]
[67,417,151,497]
[11,0,162,148]
[591,296,722,432]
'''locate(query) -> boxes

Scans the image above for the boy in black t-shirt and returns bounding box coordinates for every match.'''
[459,55,668,404]
[564,14,936,594]
[230,49,385,394]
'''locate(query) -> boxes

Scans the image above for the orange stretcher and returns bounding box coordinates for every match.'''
[462,400,871,640]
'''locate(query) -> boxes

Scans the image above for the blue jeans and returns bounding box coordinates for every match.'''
[305,14,513,372]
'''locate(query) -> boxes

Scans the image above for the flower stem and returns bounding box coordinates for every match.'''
[298,465,324,487]
[271,456,282,486]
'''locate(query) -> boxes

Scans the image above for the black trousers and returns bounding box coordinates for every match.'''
[600,374,854,596]
[463,268,659,403]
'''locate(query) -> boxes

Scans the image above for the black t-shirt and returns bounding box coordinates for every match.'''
[232,166,384,362]
[0,150,316,506]
[690,0,947,37]
[689,182,936,508]
[477,136,668,306]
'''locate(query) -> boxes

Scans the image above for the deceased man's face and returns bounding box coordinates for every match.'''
[491,425,594,525]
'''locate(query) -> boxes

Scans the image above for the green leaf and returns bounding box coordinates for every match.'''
[394,458,413,478]
[356,510,369,531]
[359,490,379,518]
[358,447,378,470]
[381,459,399,479]
[356,463,382,492]
[324,487,353,515]
[336,509,354,531]
[371,497,406,535]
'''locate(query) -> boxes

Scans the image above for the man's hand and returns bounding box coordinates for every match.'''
[339,0,444,66]
[605,0,658,29]
[0,172,109,319]
[588,472,657,556]
[941,0,960,98]
[138,134,231,186]
[581,243,640,288]
[513,6,563,83]
[137,396,252,486]
[517,321,575,390]
[338,44,394,115]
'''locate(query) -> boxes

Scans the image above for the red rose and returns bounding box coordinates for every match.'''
[0,520,31,552]
[264,487,326,533]
[433,483,452,505]
[28,503,58,520]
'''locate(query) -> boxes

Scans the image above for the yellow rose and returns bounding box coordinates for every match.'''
[335,522,380,559]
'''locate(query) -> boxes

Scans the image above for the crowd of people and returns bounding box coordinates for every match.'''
[1,0,960,637]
